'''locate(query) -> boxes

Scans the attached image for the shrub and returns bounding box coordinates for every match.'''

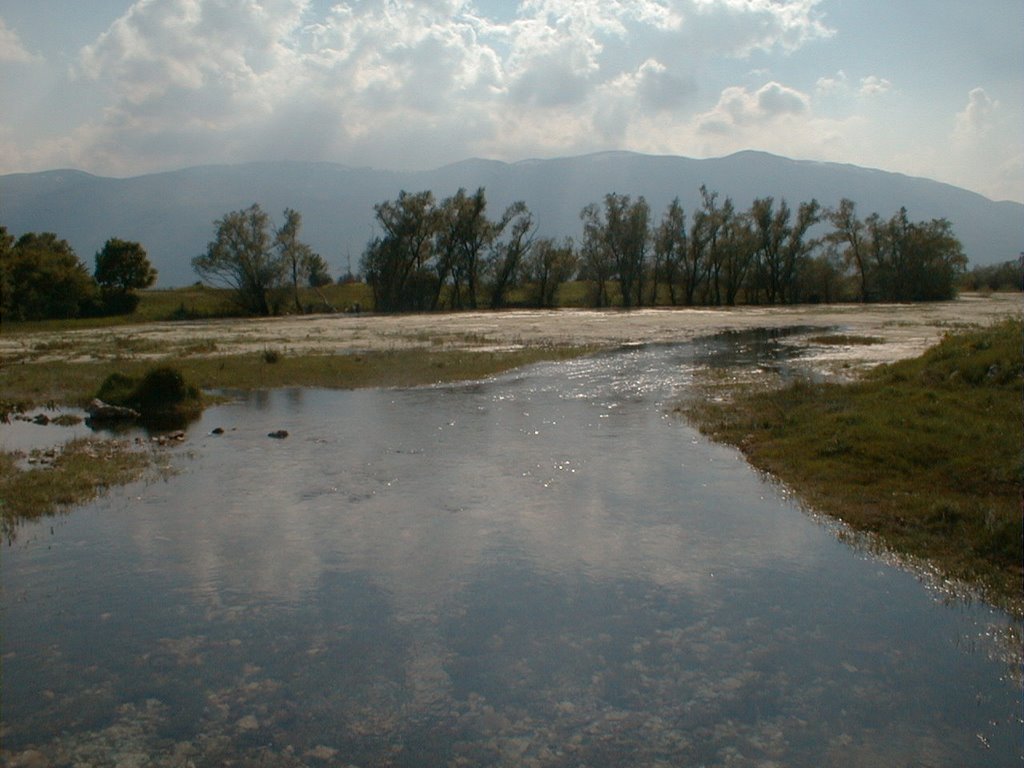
[94,366,202,427]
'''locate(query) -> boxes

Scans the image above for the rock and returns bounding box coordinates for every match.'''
[306,745,339,761]
[211,427,224,435]
[268,430,289,439]
[86,398,140,421]
[7,749,49,768]
[151,431,187,446]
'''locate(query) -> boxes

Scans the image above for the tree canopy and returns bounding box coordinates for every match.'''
[1,230,96,321]
[192,204,300,315]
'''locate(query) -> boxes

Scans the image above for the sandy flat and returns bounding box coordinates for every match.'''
[3,293,1019,375]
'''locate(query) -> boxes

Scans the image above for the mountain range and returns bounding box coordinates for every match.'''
[2,151,1021,287]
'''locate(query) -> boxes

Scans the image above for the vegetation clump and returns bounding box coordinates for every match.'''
[682,319,1023,611]
[95,366,203,427]
[1,226,157,321]
[0,439,154,540]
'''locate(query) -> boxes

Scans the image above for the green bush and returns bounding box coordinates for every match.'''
[95,366,202,427]
[95,373,138,406]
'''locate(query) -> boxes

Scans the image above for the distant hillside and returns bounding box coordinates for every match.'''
[2,151,1021,287]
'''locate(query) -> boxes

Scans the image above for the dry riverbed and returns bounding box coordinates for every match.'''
[2,293,1019,375]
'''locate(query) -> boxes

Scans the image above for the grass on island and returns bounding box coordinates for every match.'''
[681,318,1023,612]
[0,439,157,541]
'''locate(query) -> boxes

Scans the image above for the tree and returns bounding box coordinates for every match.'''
[825,198,870,302]
[525,238,577,308]
[1,232,96,320]
[487,201,534,309]
[580,194,650,308]
[0,226,14,319]
[275,208,316,313]
[750,197,789,304]
[192,204,285,316]
[716,200,757,307]
[749,197,820,304]
[653,198,687,305]
[434,188,491,309]
[361,190,437,312]
[696,186,729,307]
[778,199,821,304]
[832,207,966,302]
[306,253,333,287]
[579,203,615,307]
[94,238,157,314]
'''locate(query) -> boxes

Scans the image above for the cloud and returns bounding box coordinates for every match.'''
[954,87,998,137]
[19,0,835,174]
[858,75,892,97]
[814,70,846,96]
[698,81,809,133]
[0,16,39,63]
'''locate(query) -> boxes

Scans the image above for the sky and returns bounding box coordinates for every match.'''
[1,0,1021,202]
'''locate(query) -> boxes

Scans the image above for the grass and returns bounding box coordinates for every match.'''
[680,318,1023,612]
[0,439,158,541]
[0,282,375,333]
[806,334,884,346]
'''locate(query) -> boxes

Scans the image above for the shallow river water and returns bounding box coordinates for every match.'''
[2,337,1022,767]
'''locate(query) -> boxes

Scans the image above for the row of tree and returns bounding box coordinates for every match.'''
[0,186,976,321]
[354,187,968,312]
[1,227,157,321]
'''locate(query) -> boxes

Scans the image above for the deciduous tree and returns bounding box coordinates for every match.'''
[192,204,285,316]
[275,208,316,312]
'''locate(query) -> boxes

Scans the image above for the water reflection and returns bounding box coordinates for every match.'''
[2,343,1021,766]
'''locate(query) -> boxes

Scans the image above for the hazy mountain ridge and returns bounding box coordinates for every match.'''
[3,152,1021,287]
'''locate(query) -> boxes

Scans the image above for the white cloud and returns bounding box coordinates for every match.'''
[698,81,808,133]
[954,86,998,138]
[0,16,39,63]
[814,70,846,96]
[13,0,835,174]
[858,75,892,97]
[684,0,832,57]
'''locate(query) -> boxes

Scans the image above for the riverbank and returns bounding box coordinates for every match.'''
[680,318,1023,613]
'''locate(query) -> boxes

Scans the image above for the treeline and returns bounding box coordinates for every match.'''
[1,186,1001,322]
[959,257,1023,293]
[0,228,157,321]
[359,187,971,313]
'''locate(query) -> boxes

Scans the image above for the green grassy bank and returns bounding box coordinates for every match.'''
[681,318,1023,612]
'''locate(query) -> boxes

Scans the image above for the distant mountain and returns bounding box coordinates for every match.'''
[2,151,1021,287]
